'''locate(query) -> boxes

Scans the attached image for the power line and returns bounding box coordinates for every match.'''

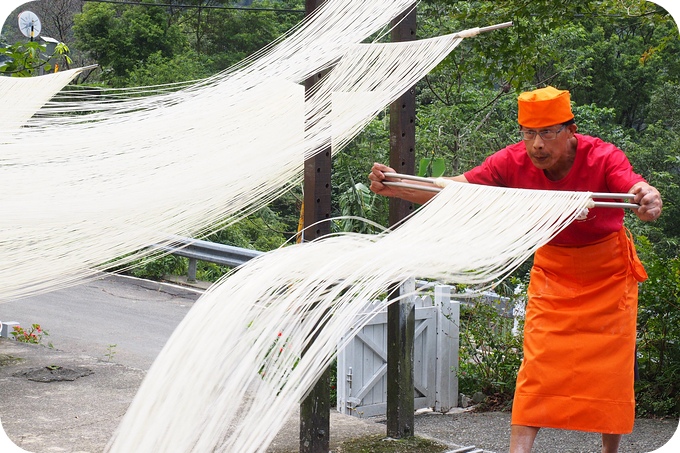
[82,0,305,14]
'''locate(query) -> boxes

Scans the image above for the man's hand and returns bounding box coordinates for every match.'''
[368,163,468,204]
[630,182,663,222]
[367,163,440,204]
[368,163,400,197]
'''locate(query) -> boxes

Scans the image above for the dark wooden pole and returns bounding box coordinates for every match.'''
[386,6,417,439]
[299,1,331,451]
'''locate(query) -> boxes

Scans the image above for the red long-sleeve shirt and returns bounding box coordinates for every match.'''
[464,134,645,245]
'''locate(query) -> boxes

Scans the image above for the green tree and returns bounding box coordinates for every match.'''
[72,0,304,86]
[73,2,189,86]
[181,0,304,72]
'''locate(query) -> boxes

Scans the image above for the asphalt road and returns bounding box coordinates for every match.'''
[0,274,201,370]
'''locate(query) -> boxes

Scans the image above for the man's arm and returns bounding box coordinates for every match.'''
[629,181,663,222]
[368,162,468,204]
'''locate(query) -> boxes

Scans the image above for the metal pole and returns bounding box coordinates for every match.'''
[386,5,417,440]
[299,1,331,451]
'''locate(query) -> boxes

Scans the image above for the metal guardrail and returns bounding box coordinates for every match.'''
[153,236,264,282]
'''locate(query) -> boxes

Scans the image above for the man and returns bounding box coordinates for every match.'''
[368,86,662,453]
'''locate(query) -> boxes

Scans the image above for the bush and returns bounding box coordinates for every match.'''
[635,236,680,418]
[457,285,525,409]
[127,254,187,281]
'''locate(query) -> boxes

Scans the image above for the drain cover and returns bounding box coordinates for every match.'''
[14,365,94,382]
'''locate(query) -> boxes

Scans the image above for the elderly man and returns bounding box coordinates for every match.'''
[368,86,662,453]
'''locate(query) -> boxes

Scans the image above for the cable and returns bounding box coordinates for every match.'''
[83,0,305,14]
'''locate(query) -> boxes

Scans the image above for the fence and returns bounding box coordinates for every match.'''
[158,239,522,418]
[336,283,461,417]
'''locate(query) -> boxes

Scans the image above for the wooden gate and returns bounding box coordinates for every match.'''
[337,284,459,417]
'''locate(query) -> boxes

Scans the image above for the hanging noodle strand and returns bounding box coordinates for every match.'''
[0,0,487,302]
[106,183,593,452]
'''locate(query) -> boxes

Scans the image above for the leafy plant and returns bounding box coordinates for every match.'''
[417,157,447,178]
[127,254,187,281]
[634,236,680,417]
[105,344,118,362]
[457,283,526,410]
[11,324,52,348]
[0,41,72,76]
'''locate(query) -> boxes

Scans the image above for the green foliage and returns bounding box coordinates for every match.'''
[73,2,189,86]
[11,324,52,348]
[415,86,518,175]
[128,254,187,281]
[570,104,623,140]
[335,182,381,234]
[0,41,44,76]
[125,50,211,86]
[623,81,680,251]
[457,287,525,407]
[417,158,447,178]
[207,205,295,251]
[634,236,680,418]
[0,41,72,76]
[123,204,296,283]
[73,0,304,86]
[333,117,391,231]
[183,0,304,72]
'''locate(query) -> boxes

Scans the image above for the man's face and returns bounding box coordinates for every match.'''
[521,124,575,174]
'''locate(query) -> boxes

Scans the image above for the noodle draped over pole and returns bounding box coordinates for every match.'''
[106,183,594,452]
[1,0,488,302]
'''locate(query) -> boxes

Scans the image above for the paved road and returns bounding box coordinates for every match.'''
[0,274,200,370]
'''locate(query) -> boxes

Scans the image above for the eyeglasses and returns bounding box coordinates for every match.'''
[519,124,566,141]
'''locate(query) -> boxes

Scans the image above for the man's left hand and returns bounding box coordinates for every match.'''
[629,182,663,222]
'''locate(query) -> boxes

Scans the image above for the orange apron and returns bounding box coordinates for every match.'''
[511,228,647,434]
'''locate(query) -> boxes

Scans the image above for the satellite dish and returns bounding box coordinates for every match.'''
[18,10,41,40]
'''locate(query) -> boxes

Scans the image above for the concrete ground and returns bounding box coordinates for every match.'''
[0,275,678,452]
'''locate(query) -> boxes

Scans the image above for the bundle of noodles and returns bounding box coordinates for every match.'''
[107,182,593,452]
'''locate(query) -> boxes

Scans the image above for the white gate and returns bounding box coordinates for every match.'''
[337,283,459,418]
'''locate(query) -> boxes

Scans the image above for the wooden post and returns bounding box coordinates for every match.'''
[387,279,416,438]
[299,1,331,451]
[388,9,417,225]
[386,7,417,439]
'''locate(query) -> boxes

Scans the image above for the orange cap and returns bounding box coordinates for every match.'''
[517,86,574,128]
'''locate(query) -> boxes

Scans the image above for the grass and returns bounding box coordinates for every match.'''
[0,353,23,366]
[334,434,451,452]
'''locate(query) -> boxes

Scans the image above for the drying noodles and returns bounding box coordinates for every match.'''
[0,0,492,301]
[106,182,593,452]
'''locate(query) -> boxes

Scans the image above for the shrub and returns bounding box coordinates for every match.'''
[457,284,525,409]
[635,236,680,418]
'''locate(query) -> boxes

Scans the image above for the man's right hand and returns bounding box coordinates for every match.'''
[368,162,451,204]
[368,162,399,197]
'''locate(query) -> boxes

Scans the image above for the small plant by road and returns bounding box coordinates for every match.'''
[105,344,118,362]
[11,324,53,348]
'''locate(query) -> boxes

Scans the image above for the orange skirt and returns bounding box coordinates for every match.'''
[511,228,647,434]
